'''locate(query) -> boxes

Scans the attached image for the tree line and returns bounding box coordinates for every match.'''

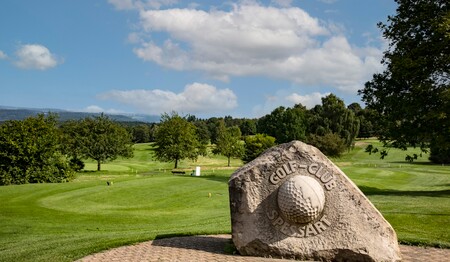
[0,114,133,185]
[0,93,375,185]
[150,94,375,170]
[0,86,447,186]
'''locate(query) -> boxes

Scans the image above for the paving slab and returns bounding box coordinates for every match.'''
[77,235,449,262]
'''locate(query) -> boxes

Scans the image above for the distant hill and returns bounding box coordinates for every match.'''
[0,106,160,123]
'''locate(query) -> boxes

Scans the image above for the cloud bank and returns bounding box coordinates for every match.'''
[117,2,383,93]
[99,82,238,115]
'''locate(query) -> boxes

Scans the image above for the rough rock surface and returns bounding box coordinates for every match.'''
[229,141,401,261]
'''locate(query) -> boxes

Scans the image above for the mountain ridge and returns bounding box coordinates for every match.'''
[0,106,160,123]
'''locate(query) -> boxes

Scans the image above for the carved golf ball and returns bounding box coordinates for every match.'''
[277,175,325,224]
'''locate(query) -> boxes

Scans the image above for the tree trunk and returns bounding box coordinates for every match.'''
[97,160,101,171]
[174,158,178,169]
[227,156,231,167]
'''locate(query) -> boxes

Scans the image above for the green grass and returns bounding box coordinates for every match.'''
[0,141,449,261]
[333,140,450,247]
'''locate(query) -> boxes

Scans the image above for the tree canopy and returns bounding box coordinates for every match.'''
[359,0,450,163]
[213,125,244,167]
[154,112,200,168]
[61,114,134,171]
[256,94,360,157]
[0,114,74,185]
[257,104,307,144]
[243,134,276,163]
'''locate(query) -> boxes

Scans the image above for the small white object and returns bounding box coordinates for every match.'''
[195,166,201,176]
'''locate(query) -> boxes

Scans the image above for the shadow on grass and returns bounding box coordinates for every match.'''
[358,185,450,197]
[388,161,445,166]
[197,175,230,183]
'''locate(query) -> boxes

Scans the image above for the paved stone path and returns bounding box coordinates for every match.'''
[77,235,449,262]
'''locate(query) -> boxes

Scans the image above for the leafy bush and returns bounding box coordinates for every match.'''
[0,114,75,185]
[243,134,276,163]
[307,133,346,157]
[69,158,85,172]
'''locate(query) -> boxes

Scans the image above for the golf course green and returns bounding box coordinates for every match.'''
[0,140,449,262]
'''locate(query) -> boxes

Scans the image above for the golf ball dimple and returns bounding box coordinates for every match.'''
[277,175,325,224]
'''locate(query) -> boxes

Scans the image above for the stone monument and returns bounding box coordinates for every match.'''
[229,141,401,261]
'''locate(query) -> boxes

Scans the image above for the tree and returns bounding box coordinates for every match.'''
[307,94,360,152]
[130,124,152,143]
[75,114,133,171]
[213,126,244,167]
[257,105,307,143]
[348,105,379,139]
[206,117,223,144]
[243,134,276,163]
[0,114,74,185]
[239,119,257,137]
[359,0,450,163]
[154,112,200,168]
[60,119,87,171]
[192,120,210,158]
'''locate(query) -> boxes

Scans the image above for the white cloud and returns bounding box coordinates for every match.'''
[14,44,61,70]
[286,92,330,109]
[81,105,124,114]
[99,82,238,115]
[0,50,7,59]
[251,90,330,117]
[83,105,105,113]
[129,3,383,93]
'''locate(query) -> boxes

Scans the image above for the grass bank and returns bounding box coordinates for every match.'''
[0,141,448,261]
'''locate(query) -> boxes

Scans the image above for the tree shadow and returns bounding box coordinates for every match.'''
[152,234,231,255]
[388,161,445,166]
[196,174,230,183]
[358,185,450,197]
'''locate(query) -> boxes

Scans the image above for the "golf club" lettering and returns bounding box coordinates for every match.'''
[269,161,336,191]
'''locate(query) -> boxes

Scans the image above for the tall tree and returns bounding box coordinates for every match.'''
[154,112,200,168]
[78,114,133,171]
[359,0,450,163]
[308,94,360,151]
[213,126,244,167]
[257,105,307,143]
[0,114,74,185]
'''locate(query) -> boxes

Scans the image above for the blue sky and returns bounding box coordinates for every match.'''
[0,0,396,118]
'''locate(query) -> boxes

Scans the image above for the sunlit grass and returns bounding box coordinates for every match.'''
[0,140,448,262]
[334,139,450,247]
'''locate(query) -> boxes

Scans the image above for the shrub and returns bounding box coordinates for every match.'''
[307,133,346,157]
[243,134,276,163]
[69,158,85,172]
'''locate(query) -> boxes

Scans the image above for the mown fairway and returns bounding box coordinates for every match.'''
[0,141,449,262]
